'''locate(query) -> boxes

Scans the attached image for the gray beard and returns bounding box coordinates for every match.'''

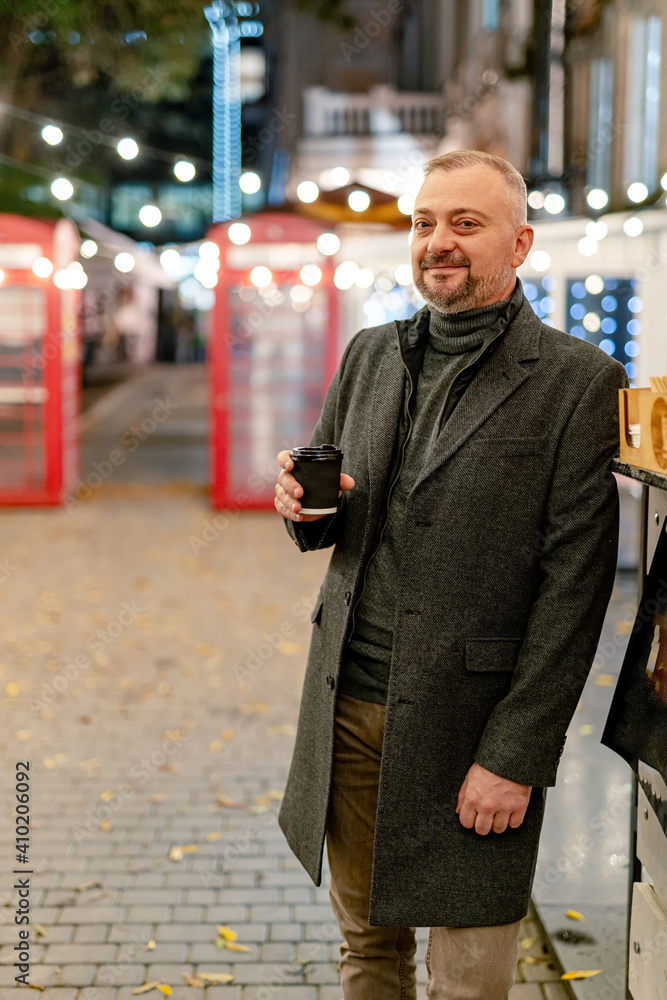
[414,261,515,315]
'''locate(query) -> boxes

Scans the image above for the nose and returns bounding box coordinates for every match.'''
[426,223,458,257]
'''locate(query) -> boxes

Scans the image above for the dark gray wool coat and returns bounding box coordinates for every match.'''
[278,282,630,928]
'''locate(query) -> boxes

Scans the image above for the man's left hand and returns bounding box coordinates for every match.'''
[456,762,531,835]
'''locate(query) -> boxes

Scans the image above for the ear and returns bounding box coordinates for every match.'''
[511,225,534,268]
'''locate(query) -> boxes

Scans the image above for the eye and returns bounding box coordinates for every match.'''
[413,220,430,229]
[457,220,477,229]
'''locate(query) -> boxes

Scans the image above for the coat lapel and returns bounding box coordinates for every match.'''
[367,345,407,514]
[404,297,543,495]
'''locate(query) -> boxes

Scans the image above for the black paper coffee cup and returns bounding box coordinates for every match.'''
[290,443,343,514]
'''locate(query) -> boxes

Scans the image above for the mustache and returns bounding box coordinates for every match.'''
[420,255,469,269]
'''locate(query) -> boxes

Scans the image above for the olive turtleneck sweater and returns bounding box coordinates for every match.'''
[338,291,515,705]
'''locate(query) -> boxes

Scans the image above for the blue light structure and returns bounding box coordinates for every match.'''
[204,2,262,222]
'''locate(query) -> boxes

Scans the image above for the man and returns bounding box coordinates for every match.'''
[273,149,629,1000]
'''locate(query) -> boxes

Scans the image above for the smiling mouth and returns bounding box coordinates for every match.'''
[426,264,466,271]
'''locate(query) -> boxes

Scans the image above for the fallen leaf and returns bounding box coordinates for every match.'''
[182,975,206,987]
[133,982,162,995]
[6,682,19,696]
[156,987,171,996]
[615,621,633,634]
[100,821,111,831]
[100,790,115,802]
[224,941,251,952]
[268,789,284,800]
[195,973,235,983]
[566,909,585,921]
[33,924,48,937]
[239,701,271,714]
[522,956,549,964]
[268,724,297,735]
[220,729,235,740]
[169,847,183,861]
[277,640,303,655]
[216,926,237,941]
[209,741,224,752]
[561,971,602,980]
[578,725,594,736]
[205,832,221,841]
[595,674,615,687]
[150,795,165,803]
[181,845,198,854]
[146,940,156,950]
[520,937,535,950]
[217,792,245,808]
[76,881,103,892]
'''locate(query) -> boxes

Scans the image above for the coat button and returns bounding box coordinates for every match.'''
[344,591,351,605]
[326,675,335,689]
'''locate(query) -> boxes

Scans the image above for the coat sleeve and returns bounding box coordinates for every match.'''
[473,360,630,787]
[283,330,361,553]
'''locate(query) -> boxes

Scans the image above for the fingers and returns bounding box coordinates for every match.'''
[491,811,511,834]
[508,808,527,829]
[340,473,355,492]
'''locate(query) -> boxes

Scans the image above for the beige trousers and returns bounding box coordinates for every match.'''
[325,692,522,1000]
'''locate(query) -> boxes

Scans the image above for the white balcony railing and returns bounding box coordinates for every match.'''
[303,85,444,137]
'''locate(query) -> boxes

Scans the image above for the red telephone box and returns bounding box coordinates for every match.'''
[208,212,339,509]
[0,215,81,505]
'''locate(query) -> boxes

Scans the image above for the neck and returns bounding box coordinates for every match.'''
[426,290,515,354]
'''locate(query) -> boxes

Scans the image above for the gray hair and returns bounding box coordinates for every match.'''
[423,149,528,228]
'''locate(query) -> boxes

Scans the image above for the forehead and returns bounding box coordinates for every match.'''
[415,166,510,216]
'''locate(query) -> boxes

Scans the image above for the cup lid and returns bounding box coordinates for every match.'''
[291,443,343,461]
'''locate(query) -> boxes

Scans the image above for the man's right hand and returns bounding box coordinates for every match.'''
[275,449,355,522]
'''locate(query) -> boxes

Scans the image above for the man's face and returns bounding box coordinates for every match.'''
[410,166,534,314]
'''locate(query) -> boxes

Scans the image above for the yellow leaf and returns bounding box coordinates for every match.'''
[205,832,221,841]
[100,821,111,831]
[566,909,585,921]
[561,970,602,980]
[100,790,115,802]
[33,924,48,937]
[220,729,235,740]
[217,792,245,808]
[146,940,156,950]
[520,937,535,950]
[224,942,251,952]
[181,845,198,854]
[578,725,594,736]
[268,789,284,799]
[595,674,615,687]
[16,729,31,741]
[133,982,161,994]
[169,847,183,861]
[209,741,224,752]
[182,975,205,987]
[216,926,237,941]
[615,621,633,634]
[6,682,19,696]
[156,986,172,995]
[195,973,235,983]
[277,640,303,655]
[150,795,165,803]
[268,724,297,735]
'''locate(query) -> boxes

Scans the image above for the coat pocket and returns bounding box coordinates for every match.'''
[310,591,324,625]
[464,638,523,672]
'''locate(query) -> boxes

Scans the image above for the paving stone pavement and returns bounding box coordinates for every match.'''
[0,366,570,999]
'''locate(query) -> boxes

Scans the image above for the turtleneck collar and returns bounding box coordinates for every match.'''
[427,286,516,355]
